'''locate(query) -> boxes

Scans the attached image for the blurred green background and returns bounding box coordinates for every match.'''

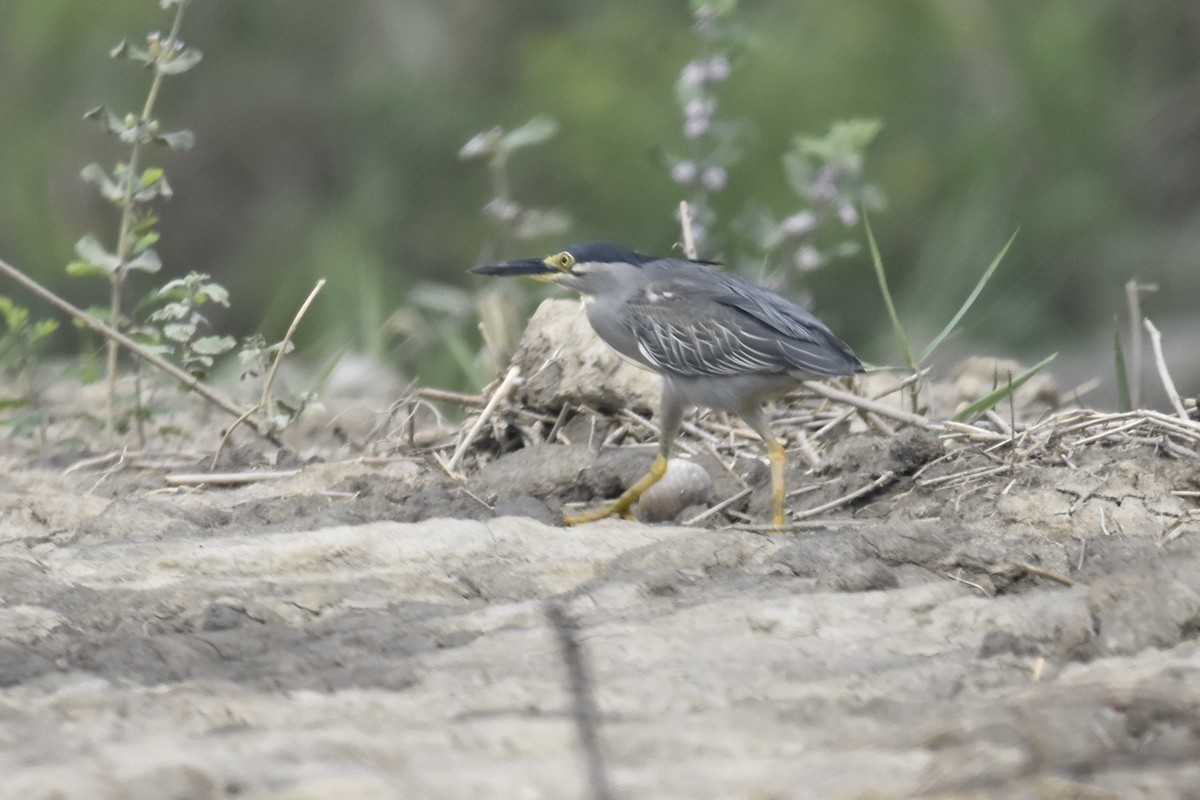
[2,1,1198,402]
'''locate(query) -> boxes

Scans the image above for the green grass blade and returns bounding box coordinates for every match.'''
[864,212,915,371]
[918,229,1019,366]
[950,352,1056,422]
[1113,318,1132,412]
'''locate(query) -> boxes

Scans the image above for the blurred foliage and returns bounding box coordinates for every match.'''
[1,1,1199,391]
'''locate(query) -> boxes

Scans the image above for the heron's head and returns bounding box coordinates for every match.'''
[471,241,653,296]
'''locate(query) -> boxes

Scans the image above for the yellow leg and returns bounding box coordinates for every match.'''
[766,439,787,529]
[564,453,669,525]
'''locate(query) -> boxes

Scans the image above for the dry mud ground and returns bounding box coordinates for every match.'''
[2,393,1200,798]
[2,338,1200,800]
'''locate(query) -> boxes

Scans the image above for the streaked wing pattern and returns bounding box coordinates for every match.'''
[626,271,860,377]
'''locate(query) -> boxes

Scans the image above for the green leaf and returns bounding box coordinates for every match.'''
[131,213,160,235]
[458,127,502,160]
[513,208,571,240]
[500,114,558,151]
[111,39,151,62]
[951,353,1057,422]
[1113,320,1132,413]
[133,174,173,202]
[917,230,1018,366]
[0,296,27,330]
[191,335,237,356]
[80,163,124,203]
[84,105,128,137]
[140,342,174,357]
[66,260,108,278]
[163,323,195,342]
[141,167,165,185]
[126,248,162,273]
[154,129,195,151]
[156,277,190,296]
[134,231,161,255]
[864,213,915,371]
[157,47,202,74]
[29,319,60,343]
[74,234,122,272]
[197,282,230,307]
[147,301,191,322]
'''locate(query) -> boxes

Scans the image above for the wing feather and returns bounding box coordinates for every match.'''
[624,266,861,378]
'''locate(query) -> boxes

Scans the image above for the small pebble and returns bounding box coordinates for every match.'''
[638,458,712,522]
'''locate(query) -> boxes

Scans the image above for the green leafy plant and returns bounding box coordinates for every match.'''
[135,272,236,379]
[0,296,59,442]
[459,114,571,250]
[67,0,199,441]
[669,2,881,288]
[765,120,884,272]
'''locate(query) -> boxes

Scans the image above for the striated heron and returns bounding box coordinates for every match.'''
[472,240,862,526]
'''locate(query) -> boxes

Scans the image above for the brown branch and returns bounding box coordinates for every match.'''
[0,255,271,438]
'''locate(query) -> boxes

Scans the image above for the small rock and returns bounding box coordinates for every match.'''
[492,495,557,525]
[637,458,712,522]
[510,299,661,414]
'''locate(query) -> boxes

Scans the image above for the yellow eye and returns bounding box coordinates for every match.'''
[557,252,574,270]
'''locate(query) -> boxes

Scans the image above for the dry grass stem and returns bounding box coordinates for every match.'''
[415,387,486,406]
[678,200,698,260]
[1142,318,1188,421]
[447,365,521,474]
[211,278,326,469]
[165,469,302,486]
[1015,562,1076,587]
[802,380,932,429]
[791,470,897,521]
[684,486,753,525]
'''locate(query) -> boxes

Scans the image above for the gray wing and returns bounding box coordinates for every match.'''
[624,268,862,378]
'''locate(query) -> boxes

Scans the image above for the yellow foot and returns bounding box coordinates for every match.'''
[562,453,668,526]
[563,500,635,526]
[768,438,788,533]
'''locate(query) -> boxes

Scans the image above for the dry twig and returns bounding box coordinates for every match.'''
[679,200,698,260]
[791,470,897,522]
[165,469,302,486]
[446,365,521,474]
[210,279,326,468]
[1143,318,1188,421]
[0,255,270,438]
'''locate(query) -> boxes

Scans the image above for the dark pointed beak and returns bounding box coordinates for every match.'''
[470,257,556,278]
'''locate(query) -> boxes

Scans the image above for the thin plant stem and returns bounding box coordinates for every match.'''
[105,0,189,443]
[916,229,1018,366]
[1143,318,1188,421]
[210,278,326,469]
[679,201,698,260]
[1125,279,1158,408]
